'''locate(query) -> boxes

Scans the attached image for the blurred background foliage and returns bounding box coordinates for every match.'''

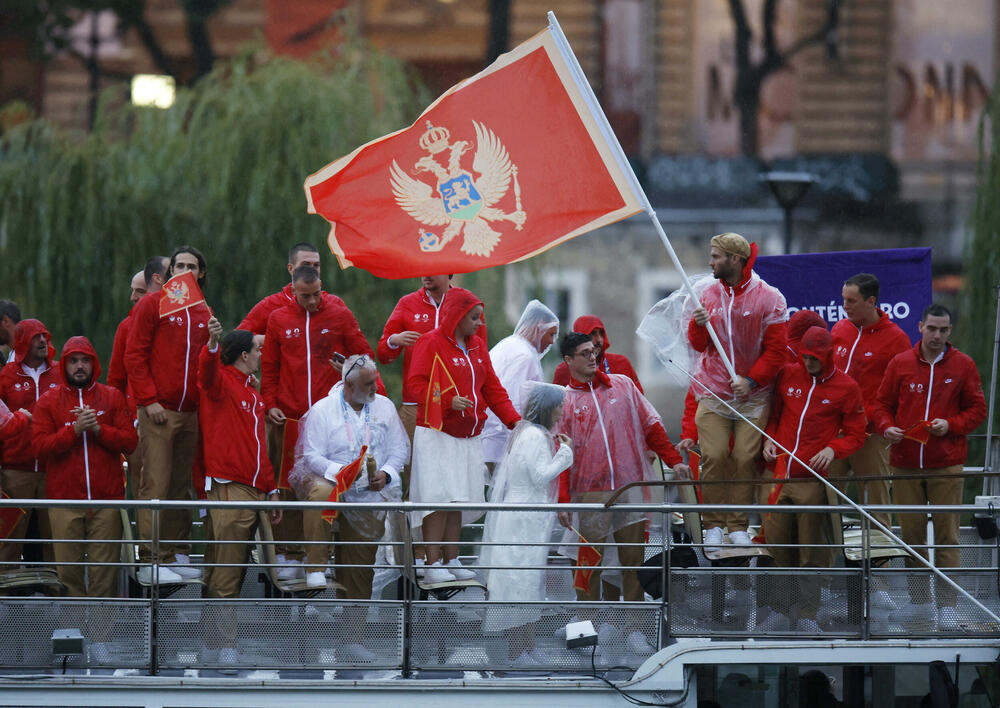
[0,38,514,400]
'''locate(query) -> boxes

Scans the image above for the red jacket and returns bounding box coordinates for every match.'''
[124,288,211,411]
[783,310,828,364]
[0,319,61,471]
[237,283,295,335]
[32,337,137,500]
[378,286,485,404]
[553,314,643,392]
[872,343,987,469]
[0,404,29,441]
[687,246,788,394]
[765,327,866,478]
[261,292,377,419]
[198,345,272,492]
[106,309,138,417]
[831,310,911,429]
[409,288,520,438]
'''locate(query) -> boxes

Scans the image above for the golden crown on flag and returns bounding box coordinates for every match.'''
[419,121,450,155]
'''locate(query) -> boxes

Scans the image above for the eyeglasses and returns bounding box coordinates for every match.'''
[343,354,370,380]
[575,348,597,360]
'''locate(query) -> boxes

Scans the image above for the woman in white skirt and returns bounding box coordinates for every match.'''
[480,382,572,662]
[408,287,520,583]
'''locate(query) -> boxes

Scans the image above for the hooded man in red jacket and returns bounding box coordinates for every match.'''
[125,246,211,583]
[0,318,60,567]
[689,233,788,551]
[32,336,137,600]
[759,326,866,632]
[829,273,912,530]
[872,304,986,630]
[553,314,643,392]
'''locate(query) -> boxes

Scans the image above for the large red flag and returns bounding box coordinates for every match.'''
[159,271,206,318]
[424,354,458,430]
[321,445,368,524]
[304,25,642,278]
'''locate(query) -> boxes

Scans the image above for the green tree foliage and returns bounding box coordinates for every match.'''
[0,41,447,399]
[965,83,1000,469]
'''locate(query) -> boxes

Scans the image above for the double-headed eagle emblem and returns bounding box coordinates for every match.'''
[391,120,526,257]
[165,280,190,305]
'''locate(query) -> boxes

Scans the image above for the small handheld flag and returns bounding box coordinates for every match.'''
[424,354,458,430]
[902,421,932,445]
[159,271,206,318]
[566,524,602,593]
[322,445,368,524]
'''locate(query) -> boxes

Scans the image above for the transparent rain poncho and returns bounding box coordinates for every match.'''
[638,271,787,420]
[480,300,560,463]
[481,382,572,631]
[0,398,12,431]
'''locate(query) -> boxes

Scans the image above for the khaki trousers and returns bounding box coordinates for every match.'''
[0,467,52,566]
[303,478,384,599]
[136,407,197,563]
[266,421,304,562]
[893,464,963,607]
[203,482,262,600]
[124,429,143,499]
[827,434,893,529]
[575,491,645,602]
[695,401,767,532]
[48,506,121,597]
[762,480,833,619]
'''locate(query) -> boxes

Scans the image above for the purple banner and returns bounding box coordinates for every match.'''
[754,247,932,343]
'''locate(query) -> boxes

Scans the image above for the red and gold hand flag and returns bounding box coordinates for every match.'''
[755,454,790,544]
[304,24,642,278]
[688,450,703,504]
[277,418,300,490]
[158,271,206,318]
[902,421,932,445]
[424,354,458,430]
[569,526,603,593]
[321,445,368,524]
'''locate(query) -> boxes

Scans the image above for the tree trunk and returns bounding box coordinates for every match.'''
[735,74,761,158]
[185,12,215,81]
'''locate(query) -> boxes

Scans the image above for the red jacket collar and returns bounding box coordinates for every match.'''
[567,371,611,390]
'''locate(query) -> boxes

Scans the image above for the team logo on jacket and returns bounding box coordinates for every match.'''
[391,121,526,257]
[321,328,330,335]
[909,382,925,393]
[452,357,467,366]
[13,382,20,390]
[835,346,848,358]
[164,279,190,307]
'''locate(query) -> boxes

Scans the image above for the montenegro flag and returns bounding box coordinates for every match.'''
[902,421,932,445]
[423,354,458,430]
[158,271,206,318]
[322,445,368,524]
[572,531,603,593]
[304,20,643,278]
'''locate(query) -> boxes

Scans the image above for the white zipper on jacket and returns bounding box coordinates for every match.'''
[791,378,818,467]
[28,368,44,472]
[250,383,262,488]
[433,292,444,328]
[78,388,92,499]
[178,315,191,411]
[461,345,478,436]
[724,290,736,373]
[844,326,863,374]
[305,310,313,408]
[920,352,942,469]
[589,382,616,489]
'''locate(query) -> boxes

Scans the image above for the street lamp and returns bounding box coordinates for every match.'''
[761,171,814,254]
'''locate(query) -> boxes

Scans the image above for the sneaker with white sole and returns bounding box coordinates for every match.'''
[938,606,960,630]
[277,563,305,581]
[137,565,184,585]
[446,558,476,580]
[626,630,655,655]
[703,527,725,554]
[218,647,240,675]
[414,558,426,578]
[423,561,456,584]
[89,642,113,665]
[728,530,752,545]
[870,589,899,611]
[305,571,327,588]
[168,563,202,579]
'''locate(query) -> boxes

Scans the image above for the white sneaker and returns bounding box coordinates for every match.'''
[870,589,899,611]
[174,553,191,565]
[218,647,239,674]
[305,571,327,588]
[414,558,426,578]
[728,530,752,546]
[796,617,820,634]
[703,527,725,553]
[446,558,476,580]
[277,564,305,581]
[137,565,184,585]
[938,606,959,630]
[897,602,936,631]
[626,630,655,655]
[755,610,791,632]
[423,561,456,584]
[89,642,112,665]
[168,563,202,579]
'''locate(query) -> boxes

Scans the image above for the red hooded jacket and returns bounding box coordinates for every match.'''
[0,400,29,441]
[784,309,827,364]
[238,283,295,335]
[765,327,866,478]
[409,288,520,438]
[124,287,211,412]
[261,292,378,419]
[831,309,911,429]
[378,286,486,404]
[198,345,272,492]
[32,337,137,500]
[871,342,987,469]
[553,315,643,392]
[0,319,61,471]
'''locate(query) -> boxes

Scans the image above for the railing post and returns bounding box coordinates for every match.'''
[400,512,412,677]
[659,506,670,648]
[150,503,159,675]
[862,509,871,640]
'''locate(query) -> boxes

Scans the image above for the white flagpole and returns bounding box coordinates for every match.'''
[546,12,739,382]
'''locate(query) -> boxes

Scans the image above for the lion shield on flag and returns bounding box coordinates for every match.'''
[390,120,526,257]
[165,278,189,306]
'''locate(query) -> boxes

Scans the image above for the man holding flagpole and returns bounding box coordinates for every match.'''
[689,233,788,552]
[125,246,211,584]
